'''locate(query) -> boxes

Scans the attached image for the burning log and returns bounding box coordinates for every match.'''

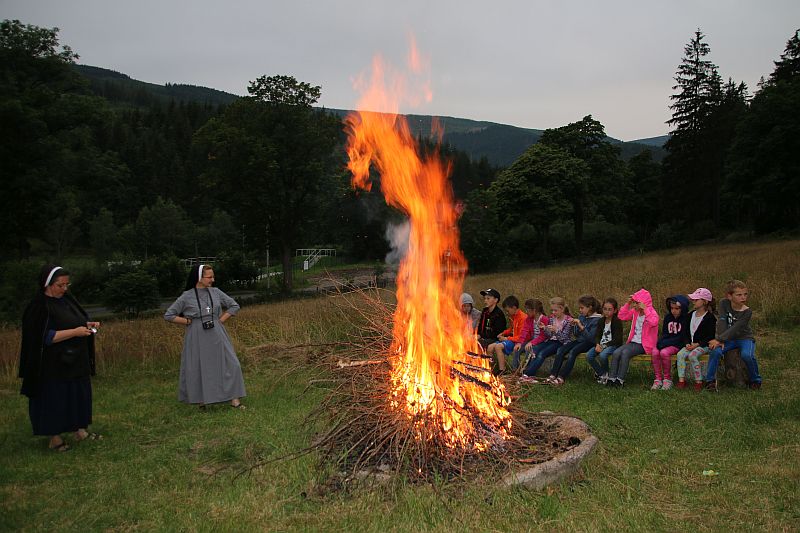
[450,367,493,391]
[452,360,493,374]
[336,359,386,368]
[465,350,493,360]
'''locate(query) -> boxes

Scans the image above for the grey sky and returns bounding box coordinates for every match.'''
[3,0,798,140]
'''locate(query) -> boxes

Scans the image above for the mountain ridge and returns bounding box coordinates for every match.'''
[73,64,666,166]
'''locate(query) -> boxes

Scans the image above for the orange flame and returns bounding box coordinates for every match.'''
[345,49,511,448]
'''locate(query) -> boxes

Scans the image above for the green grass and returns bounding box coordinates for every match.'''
[1,329,798,531]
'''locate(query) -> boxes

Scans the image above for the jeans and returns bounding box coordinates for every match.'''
[705,339,761,383]
[586,345,617,376]
[552,339,595,379]
[522,340,561,377]
[609,342,645,381]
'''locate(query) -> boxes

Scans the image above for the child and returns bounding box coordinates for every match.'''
[476,288,507,350]
[650,295,690,390]
[460,293,481,332]
[587,298,623,384]
[511,299,549,372]
[676,288,716,391]
[519,297,573,384]
[487,295,527,374]
[606,288,659,388]
[549,295,603,385]
[704,280,762,391]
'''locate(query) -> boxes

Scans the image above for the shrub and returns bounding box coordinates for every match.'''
[0,260,40,324]
[141,254,185,297]
[102,271,160,317]
[214,252,260,290]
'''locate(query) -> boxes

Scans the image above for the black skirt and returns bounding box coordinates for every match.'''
[28,377,92,435]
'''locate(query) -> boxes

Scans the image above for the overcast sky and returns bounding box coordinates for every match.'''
[3,0,799,140]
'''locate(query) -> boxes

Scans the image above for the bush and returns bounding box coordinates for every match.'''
[646,223,682,250]
[102,271,161,317]
[0,259,41,324]
[141,255,186,297]
[214,252,260,290]
[68,263,114,304]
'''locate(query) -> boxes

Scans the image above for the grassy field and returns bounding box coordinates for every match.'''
[1,240,799,531]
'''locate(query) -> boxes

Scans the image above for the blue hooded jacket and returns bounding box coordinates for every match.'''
[656,294,690,349]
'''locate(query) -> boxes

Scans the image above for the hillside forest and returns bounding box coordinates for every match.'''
[1,20,798,322]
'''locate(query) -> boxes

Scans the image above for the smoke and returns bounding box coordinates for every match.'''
[384,220,410,265]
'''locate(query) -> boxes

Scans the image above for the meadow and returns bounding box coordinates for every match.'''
[1,240,798,531]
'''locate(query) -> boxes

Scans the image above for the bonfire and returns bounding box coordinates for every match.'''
[299,49,583,484]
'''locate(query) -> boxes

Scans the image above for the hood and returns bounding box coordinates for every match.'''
[460,293,474,306]
[665,294,690,319]
[630,288,653,307]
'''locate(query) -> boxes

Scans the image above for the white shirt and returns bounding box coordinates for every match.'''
[599,321,612,347]
[631,315,645,344]
[690,310,706,341]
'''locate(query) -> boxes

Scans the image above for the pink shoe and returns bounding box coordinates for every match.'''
[662,380,673,390]
[650,380,662,390]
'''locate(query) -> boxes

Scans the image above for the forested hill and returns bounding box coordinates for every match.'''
[74,64,666,166]
[73,64,239,107]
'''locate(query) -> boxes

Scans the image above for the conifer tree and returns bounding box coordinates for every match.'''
[726,28,800,233]
[663,29,728,229]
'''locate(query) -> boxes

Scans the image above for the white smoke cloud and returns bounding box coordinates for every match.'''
[384,220,410,265]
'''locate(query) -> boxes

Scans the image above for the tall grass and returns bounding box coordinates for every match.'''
[2,240,798,380]
[466,240,800,324]
[0,296,360,380]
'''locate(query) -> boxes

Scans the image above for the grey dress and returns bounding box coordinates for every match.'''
[164,287,246,404]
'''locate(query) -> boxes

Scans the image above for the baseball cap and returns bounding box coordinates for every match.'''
[687,287,713,301]
[480,288,501,299]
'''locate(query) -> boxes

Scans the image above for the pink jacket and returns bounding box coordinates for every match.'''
[516,314,550,347]
[618,288,660,354]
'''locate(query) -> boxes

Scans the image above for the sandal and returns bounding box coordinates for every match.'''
[231,402,246,410]
[49,441,70,452]
[75,431,103,442]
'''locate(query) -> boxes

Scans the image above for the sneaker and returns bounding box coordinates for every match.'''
[597,373,608,385]
[650,380,662,390]
[518,375,539,384]
[676,381,687,390]
[693,382,703,392]
[606,378,622,388]
[703,381,718,392]
[749,381,762,390]
[662,380,673,391]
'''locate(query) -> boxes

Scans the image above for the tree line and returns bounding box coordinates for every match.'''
[1,19,798,321]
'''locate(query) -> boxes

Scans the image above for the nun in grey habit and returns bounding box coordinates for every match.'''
[164,264,246,408]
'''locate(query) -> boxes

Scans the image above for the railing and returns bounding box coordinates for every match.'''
[295,248,337,271]
[182,256,217,267]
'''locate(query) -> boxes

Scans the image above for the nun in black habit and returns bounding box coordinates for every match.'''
[19,265,102,451]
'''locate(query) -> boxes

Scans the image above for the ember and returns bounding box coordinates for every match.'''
[344,46,512,450]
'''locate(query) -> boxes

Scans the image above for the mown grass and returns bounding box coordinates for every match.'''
[1,240,799,531]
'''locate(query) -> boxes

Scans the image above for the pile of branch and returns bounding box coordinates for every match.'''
[254,280,576,484]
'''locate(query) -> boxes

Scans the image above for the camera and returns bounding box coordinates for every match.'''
[202,320,215,330]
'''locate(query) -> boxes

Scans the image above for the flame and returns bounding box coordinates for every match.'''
[344,48,511,449]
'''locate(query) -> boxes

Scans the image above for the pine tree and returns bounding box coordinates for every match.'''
[725,28,800,233]
[663,29,726,229]
[768,29,800,85]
